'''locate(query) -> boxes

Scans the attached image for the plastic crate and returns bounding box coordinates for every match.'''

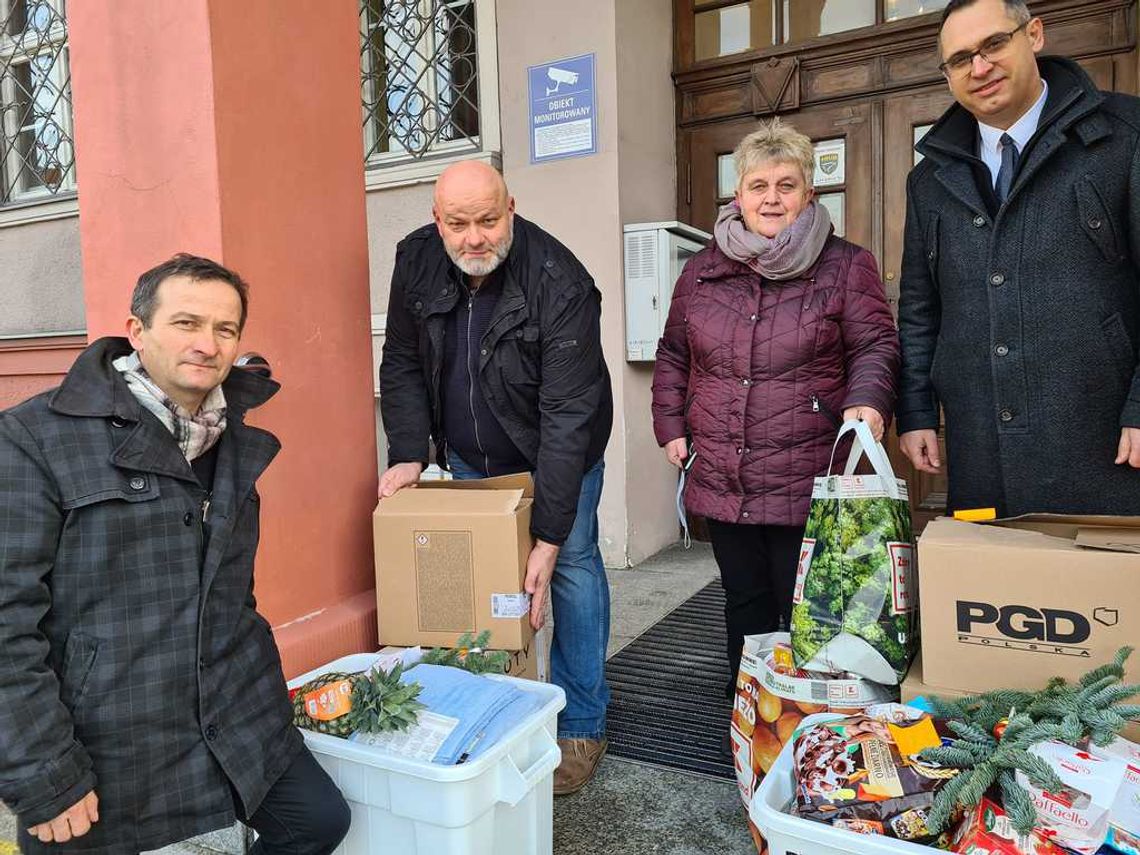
[749,713,943,855]
[288,653,565,855]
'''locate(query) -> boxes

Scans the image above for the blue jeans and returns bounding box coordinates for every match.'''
[448,451,610,739]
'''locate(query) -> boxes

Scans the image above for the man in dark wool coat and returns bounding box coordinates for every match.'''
[0,255,349,853]
[897,0,1140,515]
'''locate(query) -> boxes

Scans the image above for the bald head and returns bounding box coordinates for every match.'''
[433,160,516,286]
[434,160,509,210]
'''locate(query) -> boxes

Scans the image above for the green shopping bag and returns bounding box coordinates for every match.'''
[790,419,916,685]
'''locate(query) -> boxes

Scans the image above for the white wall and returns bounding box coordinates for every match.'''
[496,0,678,567]
[0,217,85,336]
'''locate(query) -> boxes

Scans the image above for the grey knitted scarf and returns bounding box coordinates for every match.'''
[113,351,227,461]
[713,198,832,281]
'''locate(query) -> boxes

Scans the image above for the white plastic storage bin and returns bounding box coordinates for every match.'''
[749,713,943,855]
[288,653,565,855]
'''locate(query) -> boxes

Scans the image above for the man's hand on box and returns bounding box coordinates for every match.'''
[525,540,559,630]
[378,462,423,498]
[28,790,99,843]
[1116,427,1140,469]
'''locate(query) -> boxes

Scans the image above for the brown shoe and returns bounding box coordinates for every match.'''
[553,737,607,795]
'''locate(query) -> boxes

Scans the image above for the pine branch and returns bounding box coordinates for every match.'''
[998,771,1039,836]
[947,719,996,746]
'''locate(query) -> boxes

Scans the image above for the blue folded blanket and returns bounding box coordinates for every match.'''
[401,664,542,764]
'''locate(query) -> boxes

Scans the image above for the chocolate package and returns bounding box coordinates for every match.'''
[791,705,958,844]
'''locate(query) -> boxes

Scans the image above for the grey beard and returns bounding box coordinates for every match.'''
[447,222,514,278]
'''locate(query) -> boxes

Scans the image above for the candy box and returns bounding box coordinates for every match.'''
[951,796,1066,854]
[1017,740,1129,855]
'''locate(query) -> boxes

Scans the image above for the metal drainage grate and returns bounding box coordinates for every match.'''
[605,580,734,780]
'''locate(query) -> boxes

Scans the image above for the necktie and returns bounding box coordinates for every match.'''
[996,132,1019,203]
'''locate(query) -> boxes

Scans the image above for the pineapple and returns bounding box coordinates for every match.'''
[344,664,425,734]
[292,664,425,738]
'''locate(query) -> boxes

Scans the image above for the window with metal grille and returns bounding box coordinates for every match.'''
[0,0,74,205]
[360,0,481,168]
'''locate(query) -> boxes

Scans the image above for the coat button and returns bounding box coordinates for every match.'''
[989,273,1005,287]
[413,300,423,310]
[973,215,986,228]
[1089,217,1103,230]
[742,511,750,519]
[544,260,554,268]
[480,348,488,356]
[736,447,743,455]
[749,314,757,321]
[205,724,218,741]
[999,408,1014,422]
[129,476,147,491]
[741,378,751,386]
[183,512,194,526]
[994,344,1009,357]
[198,657,207,669]
[110,417,128,428]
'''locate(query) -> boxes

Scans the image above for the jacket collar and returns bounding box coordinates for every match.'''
[916,57,1106,217]
[49,336,280,422]
[918,56,1105,164]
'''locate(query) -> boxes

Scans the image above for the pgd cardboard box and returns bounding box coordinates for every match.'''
[374,473,535,650]
[918,515,1140,696]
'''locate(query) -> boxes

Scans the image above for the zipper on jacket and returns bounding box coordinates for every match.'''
[810,393,842,429]
[466,293,490,474]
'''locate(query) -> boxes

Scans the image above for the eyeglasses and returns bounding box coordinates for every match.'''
[938,21,1029,78]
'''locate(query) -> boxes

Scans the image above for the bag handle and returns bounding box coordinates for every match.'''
[826,418,901,500]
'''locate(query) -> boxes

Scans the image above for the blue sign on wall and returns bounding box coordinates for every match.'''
[527,53,597,164]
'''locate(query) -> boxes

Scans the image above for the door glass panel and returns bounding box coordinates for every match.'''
[717,153,737,199]
[913,123,933,165]
[884,0,949,22]
[817,192,845,237]
[784,0,874,42]
[695,1,774,61]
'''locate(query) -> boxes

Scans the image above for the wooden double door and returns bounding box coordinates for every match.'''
[682,88,957,527]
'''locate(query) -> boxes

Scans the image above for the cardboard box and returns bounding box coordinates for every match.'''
[901,654,1140,744]
[918,515,1140,693]
[374,473,535,650]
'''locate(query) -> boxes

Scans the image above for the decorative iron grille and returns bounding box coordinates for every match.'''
[361,0,480,165]
[0,0,75,204]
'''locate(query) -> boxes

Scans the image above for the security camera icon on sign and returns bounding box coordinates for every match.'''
[546,66,579,96]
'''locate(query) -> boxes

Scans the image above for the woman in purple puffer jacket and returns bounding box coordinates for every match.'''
[652,118,899,686]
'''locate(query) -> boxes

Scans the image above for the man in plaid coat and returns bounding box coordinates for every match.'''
[0,255,349,853]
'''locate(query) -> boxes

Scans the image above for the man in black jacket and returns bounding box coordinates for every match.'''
[378,161,614,794]
[897,0,1140,515]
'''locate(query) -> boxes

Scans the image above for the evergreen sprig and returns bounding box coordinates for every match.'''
[421,630,512,675]
[919,646,1139,835]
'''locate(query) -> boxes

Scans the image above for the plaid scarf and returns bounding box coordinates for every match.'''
[112,351,227,461]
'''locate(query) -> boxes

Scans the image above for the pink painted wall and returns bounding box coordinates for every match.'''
[68,0,378,676]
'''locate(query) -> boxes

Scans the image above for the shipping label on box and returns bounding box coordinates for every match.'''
[917,516,1140,695]
[374,473,535,650]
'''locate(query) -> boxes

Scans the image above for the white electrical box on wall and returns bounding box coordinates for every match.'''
[623,221,710,362]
